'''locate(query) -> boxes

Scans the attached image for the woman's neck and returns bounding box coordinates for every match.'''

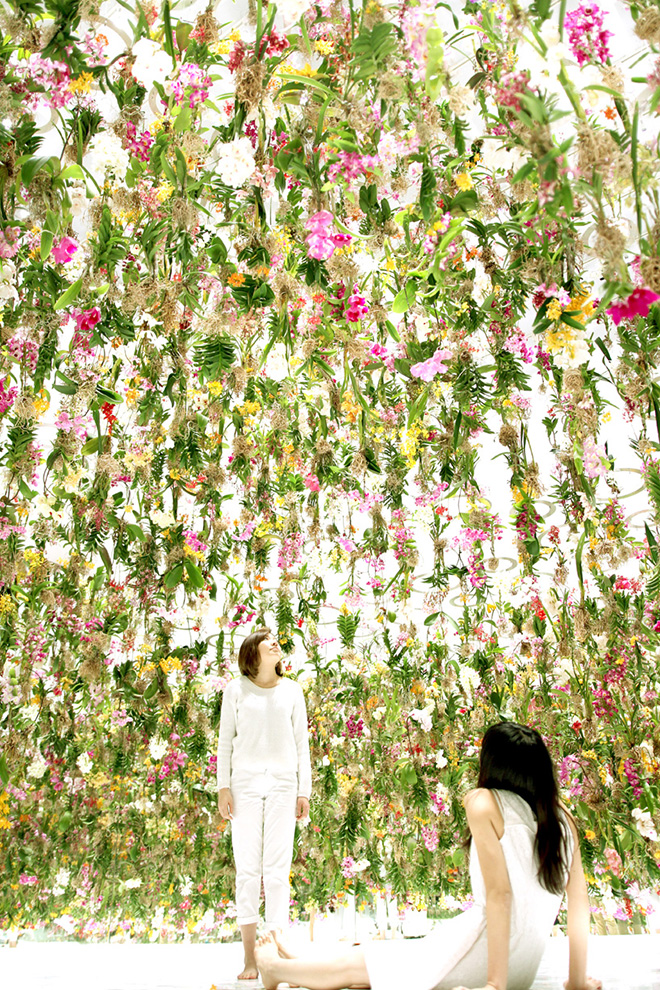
[250,672,280,688]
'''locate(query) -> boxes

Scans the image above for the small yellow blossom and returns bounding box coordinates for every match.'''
[68,72,94,95]
[455,172,474,192]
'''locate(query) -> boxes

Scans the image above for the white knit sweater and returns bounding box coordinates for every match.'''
[216,676,312,798]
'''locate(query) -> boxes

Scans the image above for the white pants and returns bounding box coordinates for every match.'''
[230,770,298,929]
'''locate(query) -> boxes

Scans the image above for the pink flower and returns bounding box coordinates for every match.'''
[410,347,453,382]
[606,286,660,325]
[338,536,357,553]
[51,236,79,264]
[0,226,20,259]
[304,211,352,261]
[304,473,320,492]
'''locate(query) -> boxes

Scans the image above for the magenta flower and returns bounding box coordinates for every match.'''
[345,285,368,323]
[410,346,453,382]
[564,4,612,67]
[51,236,79,264]
[75,307,101,333]
[606,286,660,325]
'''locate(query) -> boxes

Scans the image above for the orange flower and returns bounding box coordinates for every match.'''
[228,272,245,287]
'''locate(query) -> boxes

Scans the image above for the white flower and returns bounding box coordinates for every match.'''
[87,130,130,183]
[214,137,256,188]
[131,38,173,90]
[124,877,143,889]
[149,737,169,761]
[410,706,434,732]
[458,665,481,702]
[180,876,193,896]
[276,0,313,26]
[52,868,71,896]
[76,752,93,776]
[27,754,48,778]
[632,808,659,842]
[0,260,18,302]
[69,186,88,218]
[435,749,448,769]
[265,342,290,382]
[150,508,176,528]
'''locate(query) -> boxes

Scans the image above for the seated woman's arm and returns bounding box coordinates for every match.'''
[564,818,601,990]
[457,789,512,990]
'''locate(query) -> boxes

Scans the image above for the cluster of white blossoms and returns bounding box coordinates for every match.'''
[88,130,131,183]
[213,136,257,188]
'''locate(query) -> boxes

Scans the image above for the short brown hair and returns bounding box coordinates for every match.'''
[238,627,283,679]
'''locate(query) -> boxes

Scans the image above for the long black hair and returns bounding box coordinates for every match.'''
[476,721,569,895]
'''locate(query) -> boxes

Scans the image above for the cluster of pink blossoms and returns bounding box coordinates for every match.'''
[326,151,378,184]
[0,377,17,416]
[171,62,211,108]
[278,532,304,570]
[564,4,612,67]
[0,226,20,258]
[582,436,610,479]
[304,211,352,261]
[8,335,38,373]
[410,346,453,382]
[125,121,155,162]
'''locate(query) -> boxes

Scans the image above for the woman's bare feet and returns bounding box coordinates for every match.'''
[237,961,259,980]
[255,935,284,989]
[271,928,297,959]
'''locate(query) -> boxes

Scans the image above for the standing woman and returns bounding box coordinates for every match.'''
[217,627,312,980]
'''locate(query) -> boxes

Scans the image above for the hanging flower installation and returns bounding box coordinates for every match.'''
[0,0,660,940]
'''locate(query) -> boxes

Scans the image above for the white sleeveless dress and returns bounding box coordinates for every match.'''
[364,789,574,990]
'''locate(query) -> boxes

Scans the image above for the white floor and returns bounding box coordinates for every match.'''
[2,934,659,990]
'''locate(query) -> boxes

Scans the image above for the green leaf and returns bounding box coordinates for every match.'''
[80,437,99,456]
[420,165,437,222]
[126,524,146,543]
[175,21,192,50]
[96,385,123,404]
[60,164,85,181]
[511,161,536,184]
[40,230,54,261]
[0,754,8,787]
[425,27,445,100]
[58,811,72,832]
[53,278,83,311]
[164,564,184,589]
[184,558,205,588]
[21,156,50,186]
[560,312,586,330]
[392,283,417,313]
[424,612,440,626]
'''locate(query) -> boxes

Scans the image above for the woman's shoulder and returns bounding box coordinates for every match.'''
[462,787,500,813]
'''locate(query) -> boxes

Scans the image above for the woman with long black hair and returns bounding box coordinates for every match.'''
[254,721,601,990]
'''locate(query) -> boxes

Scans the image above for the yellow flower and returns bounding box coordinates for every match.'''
[546,298,562,321]
[455,172,474,191]
[280,62,318,78]
[68,72,94,95]
[315,39,334,55]
[156,182,174,202]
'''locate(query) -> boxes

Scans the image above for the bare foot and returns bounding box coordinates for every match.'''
[271,929,297,959]
[255,937,283,990]
[237,961,259,980]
